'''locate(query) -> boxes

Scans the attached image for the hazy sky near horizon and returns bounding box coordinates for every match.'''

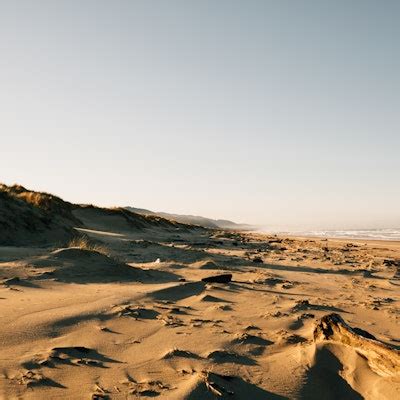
[1,1,399,230]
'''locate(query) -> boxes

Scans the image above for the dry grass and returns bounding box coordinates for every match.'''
[0,184,77,217]
[1,184,52,209]
[15,191,51,209]
[67,236,111,256]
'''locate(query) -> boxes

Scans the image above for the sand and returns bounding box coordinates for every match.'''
[0,216,399,398]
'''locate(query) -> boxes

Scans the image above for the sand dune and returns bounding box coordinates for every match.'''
[0,184,199,247]
[0,185,399,399]
[0,184,80,245]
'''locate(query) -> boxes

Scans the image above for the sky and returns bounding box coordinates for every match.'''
[1,1,399,230]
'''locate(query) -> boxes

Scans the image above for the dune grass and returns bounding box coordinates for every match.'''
[1,184,56,209]
[67,236,110,256]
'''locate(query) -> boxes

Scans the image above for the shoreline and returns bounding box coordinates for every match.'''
[253,231,400,244]
[284,235,400,250]
[244,231,400,251]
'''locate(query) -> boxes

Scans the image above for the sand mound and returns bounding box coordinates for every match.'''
[128,240,208,263]
[52,247,111,260]
[192,259,221,270]
[28,247,144,283]
[301,344,366,400]
[170,372,284,399]
[162,349,200,360]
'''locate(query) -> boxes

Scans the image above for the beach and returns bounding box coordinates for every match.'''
[1,211,399,399]
[2,1,399,398]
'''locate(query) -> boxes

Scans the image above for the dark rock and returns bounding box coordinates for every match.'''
[202,274,232,284]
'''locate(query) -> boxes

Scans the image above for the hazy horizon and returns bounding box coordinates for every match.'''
[1,1,399,230]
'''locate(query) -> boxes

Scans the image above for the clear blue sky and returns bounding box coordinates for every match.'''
[1,1,399,229]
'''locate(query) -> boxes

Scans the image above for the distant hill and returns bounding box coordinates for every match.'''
[125,206,255,230]
[73,204,197,234]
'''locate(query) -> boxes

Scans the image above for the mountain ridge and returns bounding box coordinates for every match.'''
[125,206,255,230]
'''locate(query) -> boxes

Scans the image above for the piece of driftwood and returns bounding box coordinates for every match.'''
[314,313,400,377]
[202,274,232,284]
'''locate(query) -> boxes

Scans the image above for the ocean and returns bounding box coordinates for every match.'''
[274,228,400,241]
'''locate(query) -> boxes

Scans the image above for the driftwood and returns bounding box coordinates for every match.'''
[314,313,400,377]
[202,274,232,284]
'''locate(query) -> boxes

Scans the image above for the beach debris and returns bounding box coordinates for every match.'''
[299,312,315,320]
[202,274,232,283]
[383,259,400,267]
[314,313,400,377]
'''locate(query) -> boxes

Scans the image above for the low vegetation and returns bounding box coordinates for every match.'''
[0,183,81,224]
[67,236,111,256]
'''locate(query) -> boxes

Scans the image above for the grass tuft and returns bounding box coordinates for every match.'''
[67,236,110,256]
